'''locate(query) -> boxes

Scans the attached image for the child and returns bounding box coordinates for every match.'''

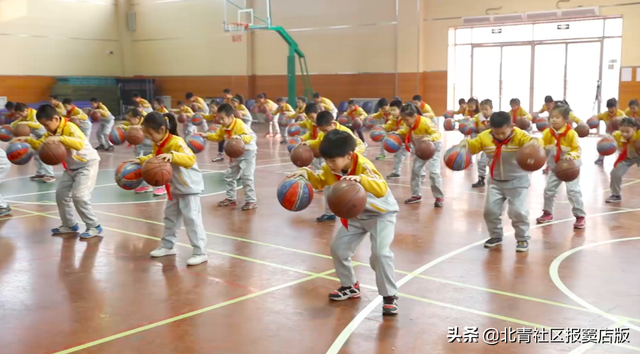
[132,112,208,266]
[299,103,322,170]
[16,104,102,238]
[595,98,626,165]
[343,100,367,143]
[186,92,209,114]
[12,102,56,183]
[63,98,91,139]
[177,101,196,137]
[539,95,554,114]
[204,101,226,163]
[605,118,640,203]
[463,97,480,118]
[222,89,233,103]
[397,103,444,207]
[454,98,467,115]
[461,111,540,252]
[383,99,409,178]
[625,99,639,120]
[230,95,252,128]
[90,98,115,152]
[49,95,66,116]
[537,104,585,228]
[471,99,493,188]
[313,93,338,117]
[372,98,391,161]
[132,92,153,113]
[509,98,533,126]
[200,104,258,210]
[288,130,400,315]
[283,96,307,144]
[554,100,583,125]
[255,94,279,137]
[411,95,436,120]
[3,102,16,123]
[153,97,170,113]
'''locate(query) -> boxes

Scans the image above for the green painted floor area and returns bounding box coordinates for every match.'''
[0,170,227,205]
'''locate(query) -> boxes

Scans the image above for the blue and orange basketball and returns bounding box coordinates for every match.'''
[338,116,350,125]
[115,161,143,190]
[370,126,386,142]
[279,114,292,126]
[0,125,12,142]
[587,116,599,129]
[6,142,33,165]
[459,120,475,136]
[443,118,456,131]
[277,176,314,212]
[191,114,204,126]
[443,110,455,118]
[443,145,472,171]
[287,123,301,136]
[287,137,301,153]
[109,127,126,146]
[186,134,206,154]
[364,116,375,129]
[208,124,220,132]
[597,136,617,156]
[383,134,403,153]
[535,119,548,132]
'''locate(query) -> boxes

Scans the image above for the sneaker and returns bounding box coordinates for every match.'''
[434,198,444,208]
[594,158,604,165]
[241,202,258,211]
[153,187,167,196]
[29,174,45,181]
[212,153,224,162]
[280,140,287,144]
[95,145,105,151]
[42,175,56,183]
[543,166,550,175]
[218,198,237,207]
[472,178,485,188]
[275,133,281,138]
[150,246,177,258]
[375,154,386,161]
[328,282,361,301]
[516,241,529,252]
[187,253,208,266]
[105,146,114,152]
[382,295,399,315]
[316,214,336,222]
[536,211,554,224]
[574,216,586,229]
[0,206,11,217]
[135,185,153,194]
[52,224,80,235]
[484,238,502,248]
[80,225,103,239]
[387,173,400,179]
[404,196,422,204]
[605,195,621,203]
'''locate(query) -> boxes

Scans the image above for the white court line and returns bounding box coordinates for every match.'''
[569,320,625,354]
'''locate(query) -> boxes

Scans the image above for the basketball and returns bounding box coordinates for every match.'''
[597,136,617,156]
[277,176,314,212]
[575,123,590,138]
[191,114,204,126]
[554,159,580,182]
[6,142,33,165]
[141,157,173,186]
[224,138,245,158]
[414,139,435,160]
[38,140,67,166]
[258,105,268,114]
[190,103,201,113]
[287,123,301,136]
[443,110,454,118]
[13,124,31,137]
[327,179,367,219]
[370,126,385,142]
[186,134,206,153]
[287,137,300,153]
[363,117,375,129]
[532,112,539,120]
[610,117,622,131]
[338,116,349,125]
[443,145,472,171]
[264,112,273,122]
[383,134,403,153]
[516,117,531,130]
[290,144,314,167]
[208,124,220,132]
[351,118,363,130]
[635,138,640,154]
[177,113,187,124]
[443,118,456,131]
[459,119,475,136]
[0,125,12,142]
[90,111,102,122]
[115,161,143,190]
[535,119,548,131]
[516,144,546,171]
[109,127,126,146]
[125,126,145,145]
[587,116,599,129]
[533,115,546,124]
[295,114,306,122]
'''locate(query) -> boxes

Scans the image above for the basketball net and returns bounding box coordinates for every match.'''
[230,22,248,42]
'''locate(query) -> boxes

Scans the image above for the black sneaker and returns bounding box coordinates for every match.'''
[0,206,11,217]
[328,282,361,301]
[516,241,529,252]
[594,158,604,165]
[382,295,399,315]
[316,214,336,222]
[94,145,105,151]
[387,173,400,179]
[280,139,287,144]
[212,153,224,162]
[484,238,503,248]
[605,195,622,203]
[105,146,114,152]
[472,178,485,188]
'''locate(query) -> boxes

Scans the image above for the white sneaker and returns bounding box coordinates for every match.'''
[150,247,177,258]
[187,253,208,266]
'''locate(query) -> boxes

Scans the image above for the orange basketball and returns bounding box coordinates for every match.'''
[516,144,546,171]
[224,138,245,158]
[141,157,173,186]
[177,113,187,124]
[516,117,531,130]
[414,139,435,160]
[90,111,102,122]
[125,126,145,145]
[38,140,67,165]
[610,117,622,131]
[327,179,367,219]
[351,118,363,130]
[13,124,31,137]
[554,159,580,182]
[290,144,314,167]
[575,123,590,138]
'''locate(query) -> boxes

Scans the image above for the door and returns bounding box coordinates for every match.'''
[565,42,602,119]
[533,44,566,114]
[472,47,501,107]
[500,45,532,112]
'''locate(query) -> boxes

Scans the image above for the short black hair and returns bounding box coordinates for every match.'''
[389,99,403,109]
[629,99,639,108]
[131,101,141,108]
[412,95,422,101]
[509,98,520,105]
[305,102,319,115]
[142,112,178,136]
[209,100,219,106]
[62,98,73,105]
[217,103,235,116]
[185,92,194,99]
[90,97,99,103]
[544,95,554,103]
[607,98,618,109]
[551,104,571,119]
[15,103,28,112]
[393,96,402,101]
[458,98,466,105]
[223,89,231,94]
[297,96,307,103]
[400,103,419,117]
[177,100,185,105]
[132,92,141,98]
[127,108,143,118]
[347,100,356,105]
[489,111,512,128]
[4,101,14,110]
[154,97,164,105]
[312,93,321,99]
[36,104,58,121]
[480,99,493,108]
[232,94,244,105]
[257,93,266,99]
[276,97,286,103]
[319,129,356,159]
[316,111,334,127]
[49,95,59,100]
[377,98,388,108]
[620,117,640,129]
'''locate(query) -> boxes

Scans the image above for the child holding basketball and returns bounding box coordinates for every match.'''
[205,101,226,163]
[49,95,66,116]
[471,99,493,188]
[153,97,170,114]
[537,104,585,228]
[539,95,554,114]
[12,102,56,183]
[132,92,153,113]
[411,95,436,120]
[130,112,208,266]
[454,98,467,116]
[63,98,91,139]
[397,103,444,207]
[463,97,480,118]
[90,98,115,152]
[382,99,410,178]
[313,93,338,117]
[288,129,400,315]
[200,103,258,211]
[625,99,639,120]
[595,98,627,165]
[460,111,541,252]
[230,95,253,128]
[372,98,391,161]
[343,100,367,143]
[509,98,533,124]
[605,118,640,203]
[255,93,279,138]
[186,92,209,114]
[15,104,103,238]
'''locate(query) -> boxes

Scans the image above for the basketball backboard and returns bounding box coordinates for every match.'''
[223,0,272,31]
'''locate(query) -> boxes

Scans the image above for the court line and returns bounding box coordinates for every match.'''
[569,320,625,354]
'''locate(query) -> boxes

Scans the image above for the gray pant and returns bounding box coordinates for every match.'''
[378,143,386,157]
[544,172,585,217]
[78,120,92,140]
[392,148,406,175]
[610,159,637,196]
[241,116,252,128]
[0,150,10,208]
[97,118,115,148]
[484,183,530,241]
[225,150,257,203]
[56,161,99,229]
[331,215,398,296]
[162,194,207,255]
[32,127,54,177]
[410,142,443,199]
[477,152,488,179]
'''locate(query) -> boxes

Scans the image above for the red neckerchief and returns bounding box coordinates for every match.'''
[66,105,77,118]
[312,125,318,140]
[404,115,421,152]
[614,137,629,168]
[347,106,360,119]
[335,154,359,230]
[154,133,174,201]
[477,115,490,129]
[511,108,519,124]
[394,117,402,130]
[489,132,514,179]
[382,109,390,122]
[549,124,572,163]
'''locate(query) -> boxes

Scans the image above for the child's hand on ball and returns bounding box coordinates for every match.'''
[561,155,573,160]
[287,169,308,180]
[157,153,173,162]
[126,158,142,164]
[10,137,27,143]
[231,135,242,140]
[342,175,362,183]
[46,136,61,142]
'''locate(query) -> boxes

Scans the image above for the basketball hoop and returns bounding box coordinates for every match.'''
[229,22,249,42]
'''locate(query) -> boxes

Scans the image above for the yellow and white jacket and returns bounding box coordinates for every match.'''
[306,122,365,153]
[541,124,581,169]
[417,101,436,119]
[94,103,114,120]
[397,115,441,148]
[205,117,257,151]
[11,108,43,131]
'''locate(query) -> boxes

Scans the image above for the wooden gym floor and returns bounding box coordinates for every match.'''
[1,121,640,354]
